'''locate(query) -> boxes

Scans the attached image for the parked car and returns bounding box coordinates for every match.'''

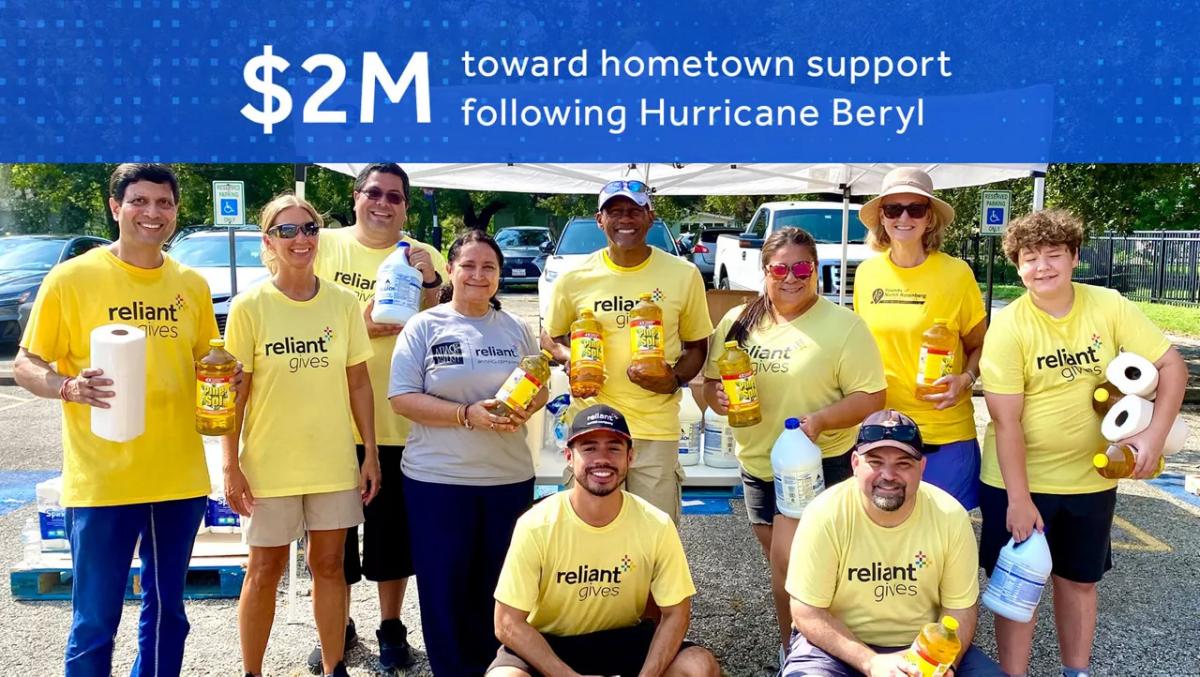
[537,216,682,320]
[713,201,872,303]
[495,226,553,288]
[686,226,743,285]
[167,227,269,333]
[0,234,111,342]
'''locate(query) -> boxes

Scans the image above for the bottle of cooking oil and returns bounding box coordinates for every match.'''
[915,319,956,398]
[717,340,762,427]
[628,292,671,381]
[1092,381,1122,417]
[902,616,962,677]
[1093,444,1165,479]
[196,338,237,436]
[490,349,554,418]
[569,308,605,398]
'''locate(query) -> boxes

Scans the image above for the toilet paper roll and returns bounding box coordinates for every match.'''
[89,324,146,443]
[1164,415,1190,456]
[1101,395,1154,443]
[1106,352,1159,399]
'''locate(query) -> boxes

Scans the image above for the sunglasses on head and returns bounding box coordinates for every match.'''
[858,423,922,445]
[358,187,406,205]
[880,202,930,219]
[766,261,816,280]
[601,180,650,195]
[267,222,320,238]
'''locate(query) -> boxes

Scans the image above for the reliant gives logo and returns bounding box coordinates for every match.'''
[746,344,796,374]
[556,555,636,602]
[107,300,181,339]
[592,291,667,329]
[846,552,929,603]
[1034,344,1102,382]
[265,332,332,373]
[333,270,376,302]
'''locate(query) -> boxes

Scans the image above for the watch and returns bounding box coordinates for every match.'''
[421,271,443,289]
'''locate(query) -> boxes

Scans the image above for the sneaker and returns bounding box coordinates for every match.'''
[307,618,359,674]
[377,619,413,670]
[324,661,351,677]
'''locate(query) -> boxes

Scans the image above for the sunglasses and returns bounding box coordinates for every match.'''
[357,187,406,205]
[766,261,816,280]
[601,180,650,195]
[858,423,922,446]
[267,221,320,238]
[880,202,930,219]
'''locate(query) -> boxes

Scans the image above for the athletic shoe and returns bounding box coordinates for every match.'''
[307,618,359,674]
[377,618,413,670]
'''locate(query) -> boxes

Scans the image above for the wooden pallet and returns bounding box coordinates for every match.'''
[10,554,246,602]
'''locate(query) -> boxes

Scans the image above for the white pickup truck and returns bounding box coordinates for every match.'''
[713,201,873,303]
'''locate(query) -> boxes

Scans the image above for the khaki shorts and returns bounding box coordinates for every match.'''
[564,438,682,524]
[244,488,364,547]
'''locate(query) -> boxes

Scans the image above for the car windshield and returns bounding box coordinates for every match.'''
[170,235,264,268]
[495,229,550,248]
[773,209,868,243]
[555,220,676,255]
[0,238,66,271]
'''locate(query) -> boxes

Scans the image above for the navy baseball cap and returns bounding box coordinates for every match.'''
[854,409,925,459]
[567,404,633,445]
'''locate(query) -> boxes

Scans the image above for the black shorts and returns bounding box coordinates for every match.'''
[741,449,854,526]
[978,483,1117,584]
[343,445,414,584]
[486,620,698,676]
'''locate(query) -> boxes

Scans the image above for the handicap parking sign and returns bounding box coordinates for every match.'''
[220,198,237,216]
[212,181,245,225]
[987,207,1004,224]
[980,191,1011,235]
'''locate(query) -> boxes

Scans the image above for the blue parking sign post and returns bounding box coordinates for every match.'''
[213,181,246,298]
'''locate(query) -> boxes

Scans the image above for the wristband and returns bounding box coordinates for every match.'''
[462,403,474,430]
[58,376,73,402]
[421,271,443,289]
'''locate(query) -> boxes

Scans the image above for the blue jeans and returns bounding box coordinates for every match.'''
[64,496,207,677]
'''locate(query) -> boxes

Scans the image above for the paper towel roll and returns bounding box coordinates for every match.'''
[1106,352,1159,399]
[89,324,146,442]
[1101,395,1154,443]
[1164,415,1190,456]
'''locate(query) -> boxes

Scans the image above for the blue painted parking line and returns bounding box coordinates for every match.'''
[1148,473,1200,509]
[0,470,59,517]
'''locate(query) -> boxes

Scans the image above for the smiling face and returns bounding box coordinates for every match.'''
[879,192,932,251]
[1017,243,1078,298]
[108,180,178,251]
[567,430,633,497]
[595,196,653,254]
[763,242,819,312]
[851,446,925,512]
[448,240,500,305]
[353,170,408,240]
[263,205,319,272]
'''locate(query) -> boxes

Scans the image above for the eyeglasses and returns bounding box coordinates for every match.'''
[357,187,406,205]
[766,261,816,280]
[880,203,930,219]
[601,180,650,195]
[858,423,922,445]
[267,222,320,238]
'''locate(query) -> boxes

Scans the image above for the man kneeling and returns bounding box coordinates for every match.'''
[490,405,719,676]
[784,410,1000,676]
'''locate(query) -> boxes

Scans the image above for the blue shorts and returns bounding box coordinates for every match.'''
[920,438,981,511]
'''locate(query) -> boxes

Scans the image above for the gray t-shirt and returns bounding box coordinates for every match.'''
[388,304,538,485]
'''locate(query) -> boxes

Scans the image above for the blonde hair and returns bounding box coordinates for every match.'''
[257,193,323,274]
[867,206,946,253]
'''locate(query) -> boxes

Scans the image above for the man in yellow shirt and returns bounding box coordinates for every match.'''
[785,410,999,676]
[310,162,447,672]
[15,164,226,676]
[544,181,713,524]
[980,210,1186,677]
[490,405,719,676]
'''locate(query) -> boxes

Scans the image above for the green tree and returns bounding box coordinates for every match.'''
[9,164,115,237]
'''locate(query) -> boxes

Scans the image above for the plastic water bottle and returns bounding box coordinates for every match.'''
[982,530,1052,622]
[678,388,702,466]
[36,476,69,552]
[770,418,825,518]
[540,367,571,453]
[371,241,423,325]
[205,494,241,533]
[702,407,739,469]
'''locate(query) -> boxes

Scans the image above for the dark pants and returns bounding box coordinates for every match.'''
[64,496,207,677]
[403,474,534,676]
[782,628,1002,676]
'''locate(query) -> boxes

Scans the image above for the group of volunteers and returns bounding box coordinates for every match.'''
[12,162,1186,677]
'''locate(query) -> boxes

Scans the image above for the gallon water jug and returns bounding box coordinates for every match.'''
[678,388,702,466]
[371,241,423,325]
[770,418,824,518]
[982,530,1052,622]
[702,407,739,469]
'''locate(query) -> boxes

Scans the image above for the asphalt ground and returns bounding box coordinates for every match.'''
[0,289,1198,675]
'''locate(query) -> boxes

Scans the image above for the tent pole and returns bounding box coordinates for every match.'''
[839,184,850,305]
[1032,171,1046,212]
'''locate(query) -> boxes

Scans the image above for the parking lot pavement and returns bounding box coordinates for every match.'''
[1,291,1198,674]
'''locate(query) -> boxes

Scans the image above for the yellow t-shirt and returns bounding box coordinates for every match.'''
[314,229,447,446]
[494,491,696,637]
[20,248,217,507]
[703,299,887,479]
[980,283,1172,494]
[785,480,979,648]
[224,280,373,498]
[544,249,713,440]
[853,251,986,445]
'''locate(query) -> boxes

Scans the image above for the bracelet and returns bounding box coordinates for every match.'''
[461,403,474,430]
[454,403,465,427]
[58,376,73,402]
[964,370,978,387]
[421,272,443,289]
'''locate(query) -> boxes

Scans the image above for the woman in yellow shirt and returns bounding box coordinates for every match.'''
[222,195,381,677]
[854,167,987,510]
[702,227,886,656]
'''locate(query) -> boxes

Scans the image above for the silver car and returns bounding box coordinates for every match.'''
[496,226,553,288]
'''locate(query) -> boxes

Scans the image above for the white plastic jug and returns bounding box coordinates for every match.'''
[982,530,1052,623]
[371,241,423,325]
[771,418,824,518]
[702,407,739,469]
[678,388,702,466]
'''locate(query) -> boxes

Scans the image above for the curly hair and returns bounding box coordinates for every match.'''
[866,204,947,253]
[1002,209,1084,264]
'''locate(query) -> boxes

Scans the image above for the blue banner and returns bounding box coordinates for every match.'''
[0,0,1196,162]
